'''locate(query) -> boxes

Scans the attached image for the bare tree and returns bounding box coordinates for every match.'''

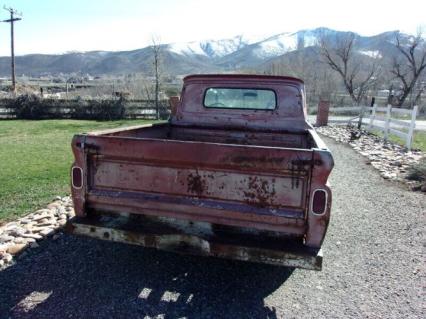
[390,31,426,107]
[320,32,379,105]
[264,51,338,109]
[151,36,162,119]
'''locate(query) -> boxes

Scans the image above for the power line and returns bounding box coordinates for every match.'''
[2,6,22,93]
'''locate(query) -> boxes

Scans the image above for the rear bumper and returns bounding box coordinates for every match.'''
[86,189,306,235]
[66,213,323,271]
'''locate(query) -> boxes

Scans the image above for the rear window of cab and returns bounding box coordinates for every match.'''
[204,88,277,110]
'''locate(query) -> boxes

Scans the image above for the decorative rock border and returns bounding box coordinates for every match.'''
[0,196,75,269]
[316,125,425,191]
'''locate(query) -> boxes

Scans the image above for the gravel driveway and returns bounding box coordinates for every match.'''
[0,137,424,319]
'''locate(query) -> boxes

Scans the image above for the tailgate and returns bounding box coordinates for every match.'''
[72,135,314,235]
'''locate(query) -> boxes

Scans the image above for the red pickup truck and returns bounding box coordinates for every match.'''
[69,74,334,270]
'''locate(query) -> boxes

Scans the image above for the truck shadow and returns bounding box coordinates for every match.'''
[0,234,294,318]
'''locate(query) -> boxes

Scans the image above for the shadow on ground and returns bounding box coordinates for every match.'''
[0,234,293,318]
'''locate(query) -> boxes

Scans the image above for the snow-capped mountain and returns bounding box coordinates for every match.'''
[167,34,272,58]
[165,28,343,66]
[0,27,409,76]
[167,30,318,59]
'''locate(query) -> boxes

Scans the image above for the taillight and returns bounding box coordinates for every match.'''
[72,166,83,189]
[312,189,327,215]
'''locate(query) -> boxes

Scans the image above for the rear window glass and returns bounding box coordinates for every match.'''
[204,88,276,110]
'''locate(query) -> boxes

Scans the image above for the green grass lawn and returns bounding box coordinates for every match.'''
[370,130,426,152]
[407,131,426,152]
[0,119,156,222]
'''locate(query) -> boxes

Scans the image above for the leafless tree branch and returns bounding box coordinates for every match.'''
[391,31,426,106]
[320,33,378,105]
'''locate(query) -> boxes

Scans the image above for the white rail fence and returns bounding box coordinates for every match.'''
[329,105,418,150]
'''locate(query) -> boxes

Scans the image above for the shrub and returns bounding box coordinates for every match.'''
[95,98,126,120]
[13,94,48,119]
[70,97,125,120]
[406,157,426,184]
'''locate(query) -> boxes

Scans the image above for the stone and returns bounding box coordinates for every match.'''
[0,243,9,253]
[3,253,13,263]
[52,233,61,241]
[0,235,14,243]
[421,184,426,192]
[58,207,67,215]
[21,233,43,240]
[13,237,26,244]
[0,259,4,267]
[32,214,49,222]
[24,225,40,233]
[47,202,61,210]
[34,209,51,215]
[30,242,40,249]
[5,223,18,231]
[19,218,32,224]
[22,223,36,230]
[39,228,55,237]
[8,227,26,237]
[390,161,402,167]
[7,243,27,255]
[37,220,56,227]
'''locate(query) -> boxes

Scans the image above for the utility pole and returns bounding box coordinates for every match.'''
[151,36,161,119]
[2,6,22,93]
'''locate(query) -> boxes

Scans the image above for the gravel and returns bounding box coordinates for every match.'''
[0,137,424,318]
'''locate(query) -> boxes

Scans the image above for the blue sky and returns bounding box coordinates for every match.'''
[0,0,425,56]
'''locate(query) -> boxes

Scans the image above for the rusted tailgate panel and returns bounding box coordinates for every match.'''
[93,162,304,207]
[77,135,313,234]
[67,214,322,270]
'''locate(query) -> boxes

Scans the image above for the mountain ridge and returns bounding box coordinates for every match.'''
[0,27,410,77]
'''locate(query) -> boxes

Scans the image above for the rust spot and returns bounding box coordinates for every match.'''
[187,172,207,196]
[313,213,329,227]
[243,176,276,208]
[289,158,315,189]
[291,159,322,166]
[231,156,285,167]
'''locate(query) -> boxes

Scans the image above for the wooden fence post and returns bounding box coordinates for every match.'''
[406,105,418,150]
[384,104,391,141]
[368,104,376,131]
